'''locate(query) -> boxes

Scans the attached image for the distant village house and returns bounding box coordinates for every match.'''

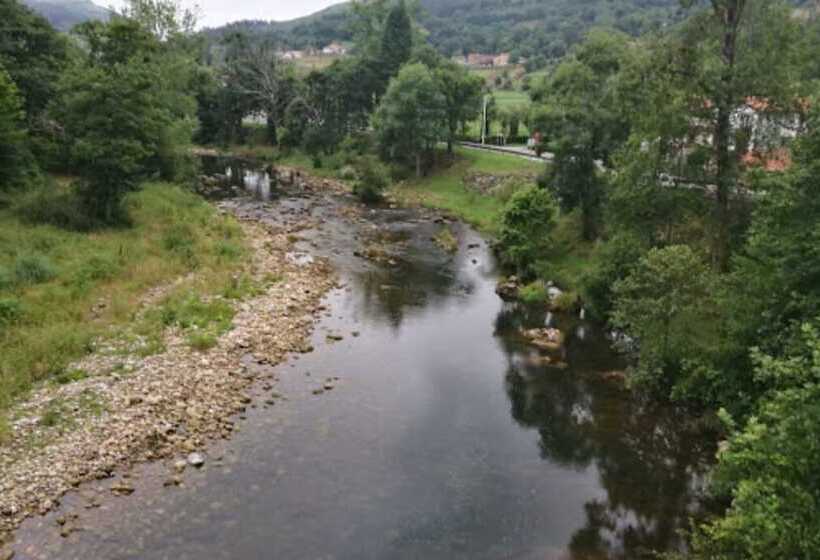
[322,42,348,56]
[455,52,513,69]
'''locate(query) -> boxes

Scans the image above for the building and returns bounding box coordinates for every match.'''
[493,53,511,67]
[279,50,305,60]
[467,53,496,68]
[322,42,347,56]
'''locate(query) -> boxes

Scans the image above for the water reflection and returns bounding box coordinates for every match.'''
[499,303,716,559]
[201,155,274,201]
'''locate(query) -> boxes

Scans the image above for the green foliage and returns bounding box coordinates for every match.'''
[582,232,647,320]
[373,63,447,176]
[497,186,557,276]
[54,17,196,224]
[352,155,390,203]
[0,0,68,124]
[13,253,56,285]
[612,245,718,396]
[0,297,22,326]
[531,30,634,240]
[691,324,820,559]
[519,280,548,304]
[0,183,247,413]
[0,65,34,190]
[156,292,234,350]
[379,0,413,80]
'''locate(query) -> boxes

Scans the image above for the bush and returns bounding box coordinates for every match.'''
[0,297,22,326]
[497,186,558,276]
[14,254,57,285]
[519,280,548,304]
[582,233,648,320]
[612,245,717,396]
[692,325,820,559]
[10,182,93,231]
[352,156,390,203]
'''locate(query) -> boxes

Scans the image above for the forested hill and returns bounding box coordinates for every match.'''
[204,0,687,61]
[19,0,110,30]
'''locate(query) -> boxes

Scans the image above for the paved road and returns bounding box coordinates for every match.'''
[458,141,553,162]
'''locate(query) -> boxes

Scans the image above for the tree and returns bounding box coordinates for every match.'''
[723,107,820,368]
[55,15,195,223]
[0,65,32,190]
[373,63,446,177]
[433,61,483,153]
[222,36,298,146]
[530,30,634,240]
[626,1,805,270]
[691,324,820,559]
[497,186,558,276]
[379,0,413,82]
[612,245,717,395]
[120,0,198,41]
[0,0,67,123]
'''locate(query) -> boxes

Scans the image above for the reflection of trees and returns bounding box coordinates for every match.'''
[351,245,473,330]
[498,306,716,559]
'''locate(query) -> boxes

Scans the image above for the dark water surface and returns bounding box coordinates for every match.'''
[13,175,716,559]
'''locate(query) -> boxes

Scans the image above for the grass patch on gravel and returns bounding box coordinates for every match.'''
[0,182,250,433]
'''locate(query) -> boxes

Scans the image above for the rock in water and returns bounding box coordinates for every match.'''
[187,453,205,468]
[495,276,521,301]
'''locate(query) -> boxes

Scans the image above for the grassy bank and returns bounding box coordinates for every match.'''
[389,147,595,295]
[0,182,250,431]
[389,147,542,234]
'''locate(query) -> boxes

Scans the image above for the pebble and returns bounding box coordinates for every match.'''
[187,453,205,468]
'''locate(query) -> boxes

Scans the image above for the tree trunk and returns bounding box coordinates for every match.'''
[712,0,744,272]
[415,153,422,178]
[266,114,278,146]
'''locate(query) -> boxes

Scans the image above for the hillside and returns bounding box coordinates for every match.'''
[20,0,110,30]
[203,0,686,61]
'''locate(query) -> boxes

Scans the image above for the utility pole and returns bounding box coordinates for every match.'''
[481,95,488,145]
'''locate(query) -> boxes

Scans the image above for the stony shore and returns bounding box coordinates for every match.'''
[0,184,342,550]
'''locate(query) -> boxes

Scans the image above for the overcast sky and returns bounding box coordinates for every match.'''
[106,0,348,28]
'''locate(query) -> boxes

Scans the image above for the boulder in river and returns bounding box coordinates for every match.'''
[521,328,565,352]
[496,276,521,301]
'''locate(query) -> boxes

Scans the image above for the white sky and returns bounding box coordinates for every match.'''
[104,0,348,29]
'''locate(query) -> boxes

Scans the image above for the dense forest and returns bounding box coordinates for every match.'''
[204,0,687,65]
[2,0,820,557]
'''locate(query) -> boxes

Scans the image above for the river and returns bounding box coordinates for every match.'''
[12,159,716,559]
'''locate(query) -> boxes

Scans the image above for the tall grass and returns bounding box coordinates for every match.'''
[0,182,248,425]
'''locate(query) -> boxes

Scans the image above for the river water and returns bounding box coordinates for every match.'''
[12,163,716,559]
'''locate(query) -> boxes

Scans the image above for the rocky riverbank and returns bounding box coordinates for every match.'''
[0,188,340,550]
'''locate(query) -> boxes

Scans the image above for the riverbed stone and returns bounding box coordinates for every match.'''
[187,453,205,468]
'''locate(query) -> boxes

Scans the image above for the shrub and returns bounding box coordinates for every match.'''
[611,245,717,396]
[352,156,390,203]
[14,254,57,285]
[692,325,820,559]
[519,280,548,304]
[0,297,22,326]
[582,232,648,320]
[497,186,558,276]
[0,266,12,290]
[11,183,92,231]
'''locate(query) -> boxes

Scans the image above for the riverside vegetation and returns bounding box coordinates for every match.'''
[2,0,820,556]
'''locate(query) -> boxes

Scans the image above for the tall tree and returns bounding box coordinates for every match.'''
[530,30,633,240]
[630,0,805,270]
[0,0,67,124]
[0,65,32,190]
[373,63,446,176]
[432,60,483,154]
[379,0,413,81]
